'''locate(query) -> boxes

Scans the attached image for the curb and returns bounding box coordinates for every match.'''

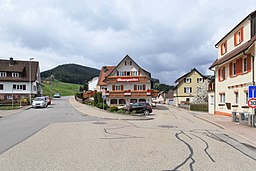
[69,97,154,121]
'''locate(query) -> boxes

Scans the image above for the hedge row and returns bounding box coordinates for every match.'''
[190,104,208,112]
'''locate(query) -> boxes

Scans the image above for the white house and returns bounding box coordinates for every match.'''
[209,10,256,116]
[88,76,99,91]
[0,57,42,103]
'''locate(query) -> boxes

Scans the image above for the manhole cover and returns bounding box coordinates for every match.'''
[93,121,106,124]
[159,125,177,128]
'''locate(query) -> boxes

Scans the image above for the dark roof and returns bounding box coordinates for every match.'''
[174,68,207,84]
[215,10,256,47]
[107,54,151,78]
[209,35,256,69]
[0,58,39,82]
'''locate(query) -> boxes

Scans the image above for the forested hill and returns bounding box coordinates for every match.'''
[41,64,100,84]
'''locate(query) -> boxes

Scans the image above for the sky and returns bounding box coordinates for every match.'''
[0,0,255,84]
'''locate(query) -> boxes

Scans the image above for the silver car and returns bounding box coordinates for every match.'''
[32,97,47,108]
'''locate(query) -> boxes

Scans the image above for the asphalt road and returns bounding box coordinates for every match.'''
[0,96,97,154]
[0,98,256,170]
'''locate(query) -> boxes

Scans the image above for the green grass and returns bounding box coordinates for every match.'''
[42,79,82,97]
[0,105,20,110]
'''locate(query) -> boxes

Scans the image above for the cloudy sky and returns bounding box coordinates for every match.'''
[0,0,255,84]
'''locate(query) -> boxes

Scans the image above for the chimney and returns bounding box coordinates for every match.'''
[9,57,14,66]
[103,66,108,72]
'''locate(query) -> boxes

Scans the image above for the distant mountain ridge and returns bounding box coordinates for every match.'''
[41,64,100,84]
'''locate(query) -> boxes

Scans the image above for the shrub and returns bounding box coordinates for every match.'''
[97,92,103,104]
[97,103,108,110]
[117,108,127,114]
[93,93,98,106]
[190,104,208,112]
[75,92,83,99]
[109,106,118,112]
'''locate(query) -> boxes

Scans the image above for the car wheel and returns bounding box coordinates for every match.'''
[144,110,149,116]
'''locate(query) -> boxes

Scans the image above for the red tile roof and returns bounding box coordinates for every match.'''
[97,66,115,86]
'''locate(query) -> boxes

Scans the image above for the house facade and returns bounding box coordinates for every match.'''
[209,10,256,116]
[88,76,100,91]
[97,55,156,106]
[173,68,210,106]
[0,58,42,103]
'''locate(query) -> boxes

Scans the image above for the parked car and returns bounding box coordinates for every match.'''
[44,96,51,105]
[54,93,61,98]
[126,102,152,115]
[32,97,48,108]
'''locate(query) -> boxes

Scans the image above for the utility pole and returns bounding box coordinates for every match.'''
[29,58,34,105]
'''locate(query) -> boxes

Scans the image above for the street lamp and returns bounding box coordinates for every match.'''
[29,57,34,105]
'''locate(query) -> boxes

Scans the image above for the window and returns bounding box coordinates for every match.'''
[184,87,192,93]
[245,92,248,104]
[116,85,121,91]
[12,72,20,77]
[197,87,203,93]
[12,84,26,90]
[125,61,127,66]
[117,71,119,76]
[110,99,117,104]
[138,85,143,90]
[119,99,126,104]
[219,67,225,81]
[197,78,203,83]
[233,62,236,76]
[235,92,239,104]
[7,95,12,100]
[130,61,132,65]
[185,78,191,83]
[220,94,225,103]
[243,57,247,72]
[0,84,3,90]
[0,72,7,77]
[210,95,214,105]
[131,71,138,76]
[126,71,130,76]
[234,27,244,46]
[221,41,227,55]
[119,72,125,76]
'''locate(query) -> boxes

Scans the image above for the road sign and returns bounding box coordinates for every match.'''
[102,95,106,99]
[248,98,256,108]
[248,85,256,98]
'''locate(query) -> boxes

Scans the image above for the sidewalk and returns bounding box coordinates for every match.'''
[0,106,30,118]
[190,110,256,146]
[69,97,155,120]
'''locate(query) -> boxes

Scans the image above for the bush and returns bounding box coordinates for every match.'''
[97,92,103,104]
[75,92,83,99]
[117,108,127,114]
[83,99,94,105]
[93,93,98,106]
[109,106,118,112]
[97,103,108,110]
[190,104,208,112]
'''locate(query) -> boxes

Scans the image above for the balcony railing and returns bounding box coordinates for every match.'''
[107,90,158,98]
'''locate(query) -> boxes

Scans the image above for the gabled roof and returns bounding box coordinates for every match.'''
[107,54,151,78]
[174,68,207,84]
[209,35,256,69]
[97,66,115,86]
[0,58,39,82]
[215,10,256,47]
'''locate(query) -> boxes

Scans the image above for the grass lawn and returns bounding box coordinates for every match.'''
[42,79,82,97]
[0,105,20,110]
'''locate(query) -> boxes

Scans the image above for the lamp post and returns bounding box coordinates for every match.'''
[29,58,34,105]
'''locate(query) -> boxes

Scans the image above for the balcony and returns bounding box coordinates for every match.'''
[107,90,158,98]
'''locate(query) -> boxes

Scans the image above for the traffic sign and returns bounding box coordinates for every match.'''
[102,95,106,99]
[248,98,256,108]
[248,85,256,98]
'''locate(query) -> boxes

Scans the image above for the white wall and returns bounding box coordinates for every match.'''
[0,81,37,94]
[88,77,99,91]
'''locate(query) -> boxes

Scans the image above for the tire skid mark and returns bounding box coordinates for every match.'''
[191,133,215,162]
[102,128,143,139]
[169,131,195,171]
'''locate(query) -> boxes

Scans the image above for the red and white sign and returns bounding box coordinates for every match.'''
[116,78,139,82]
[248,98,256,108]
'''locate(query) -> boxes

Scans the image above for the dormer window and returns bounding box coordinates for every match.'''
[12,72,20,77]
[234,27,244,46]
[197,78,204,83]
[0,72,7,77]
[221,41,227,55]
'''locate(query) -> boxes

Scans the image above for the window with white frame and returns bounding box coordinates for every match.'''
[197,87,203,93]
[131,71,138,76]
[6,95,12,100]
[116,85,121,91]
[137,85,143,90]
[0,72,7,77]
[13,84,26,90]
[197,78,203,83]
[235,92,239,104]
[185,78,191,83]
[119,72,125,76]
[184,87,192,93]
[12,72,20,77]
[0,84,3,90]
[243,57,247,72]
[220,94,225,103]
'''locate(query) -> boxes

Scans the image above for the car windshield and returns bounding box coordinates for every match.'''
[34,97,45,101]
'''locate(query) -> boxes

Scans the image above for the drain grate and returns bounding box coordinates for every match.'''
[93,121,106,124]
[159,125,177,129]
